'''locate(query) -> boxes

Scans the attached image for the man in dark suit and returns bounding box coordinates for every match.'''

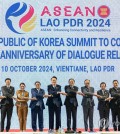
[30,81,49,132]
[64,78,84,133]
[81,79,100,132]
[109,80,120,131]
[46,76,63,133]
[97,82,110,131]
[1,78,15,132]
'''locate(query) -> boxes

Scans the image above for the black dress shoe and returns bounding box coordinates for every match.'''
[90,130,94,132]
[6,130,9,132]
[73,129,76,132]
[105,128,109,131]
[77,131,82,133]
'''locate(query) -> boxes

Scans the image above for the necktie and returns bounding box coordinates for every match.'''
[36,89,42,107]
[7,87,11,93]
[102,90,105,95]
[7,86,10,89]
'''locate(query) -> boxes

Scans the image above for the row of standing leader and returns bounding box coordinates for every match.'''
[0,76,119,132]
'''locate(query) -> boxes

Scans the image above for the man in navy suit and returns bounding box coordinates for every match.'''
[46,76,63,132]
[30,81,47,132]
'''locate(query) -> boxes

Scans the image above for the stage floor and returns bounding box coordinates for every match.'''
[1,130,120,134]
[1,132,120,134]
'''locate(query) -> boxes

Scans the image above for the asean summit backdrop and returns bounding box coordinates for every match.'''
[0,0,120,129]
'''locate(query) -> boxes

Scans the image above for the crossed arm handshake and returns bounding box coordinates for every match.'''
[2,89,113,102]
[92,93,113,101]
[56,91,84,96]
[12,94,54,102]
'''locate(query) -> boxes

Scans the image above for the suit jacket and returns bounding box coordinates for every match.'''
[29,88,45,109]
[81,86,95,106]
[64,85,78,107]
[0,97,1,108]
[46,84,62,107]
[109,87,120,109]
[16,90,29,107]
[1,86,15,106]
[97,89,109,110]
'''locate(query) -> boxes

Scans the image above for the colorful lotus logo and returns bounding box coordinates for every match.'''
[5,2,37,34]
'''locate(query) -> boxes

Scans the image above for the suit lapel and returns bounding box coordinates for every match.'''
[89,87,92,92]
[114,87,118,92]
[5,86,11,93]
[51,85,54,90]
[51,84,57,90]
[86,87,90,92]
[35,88,38,93]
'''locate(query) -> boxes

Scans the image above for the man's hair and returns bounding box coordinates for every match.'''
[5,78,11,82]
[84,79,90,83]
[100,82,106,87]
[34,81,41,85]
[113,80,119,83]
[20,82,26,86]
[69,78,75,82]
[51,76,57,80]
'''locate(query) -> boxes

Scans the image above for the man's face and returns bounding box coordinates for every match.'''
[35,83,41,89]
[84,80,90,87]
[5,80,11,86]
[51,78,57,85]
[69,80,75,86]
[20,84,25,90]
[100,84,106,90]
[113,81,118,88]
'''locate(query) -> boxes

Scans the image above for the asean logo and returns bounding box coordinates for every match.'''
[98,5,110,18]
[5,2,37,34]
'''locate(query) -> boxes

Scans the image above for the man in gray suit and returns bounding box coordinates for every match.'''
[1,78,15,132]
[81,79,100,132]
